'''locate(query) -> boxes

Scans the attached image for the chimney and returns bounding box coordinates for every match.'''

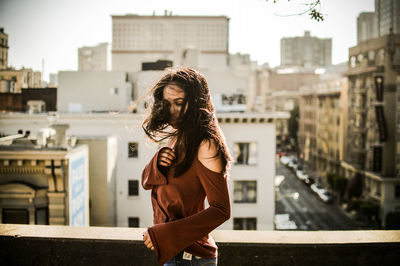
[51,124,70,148]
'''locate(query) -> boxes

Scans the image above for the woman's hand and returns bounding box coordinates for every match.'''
[143,231,155,251]
[157,147,176,167]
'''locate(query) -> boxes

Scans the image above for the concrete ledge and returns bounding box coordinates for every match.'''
[1,224,400,265]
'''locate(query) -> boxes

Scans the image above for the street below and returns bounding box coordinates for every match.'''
[275,162,371,230]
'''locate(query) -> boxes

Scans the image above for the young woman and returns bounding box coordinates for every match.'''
[141,67,232,265]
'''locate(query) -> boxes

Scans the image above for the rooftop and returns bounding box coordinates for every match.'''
[1,224,399,265]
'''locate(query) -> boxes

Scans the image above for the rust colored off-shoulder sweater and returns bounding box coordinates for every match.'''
[141,148,231,265]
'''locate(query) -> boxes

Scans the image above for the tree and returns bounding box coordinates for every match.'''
[267,0,324,22]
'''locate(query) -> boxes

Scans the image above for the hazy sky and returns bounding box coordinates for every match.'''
[0,0,374,81]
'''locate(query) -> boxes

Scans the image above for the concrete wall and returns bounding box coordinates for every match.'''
[1,224,399,266]
[57,71,130,113]
[77,136,118,227]
[221,122,276,230]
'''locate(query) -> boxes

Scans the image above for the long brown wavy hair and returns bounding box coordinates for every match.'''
[142,67,232,177]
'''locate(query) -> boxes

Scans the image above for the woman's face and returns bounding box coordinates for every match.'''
[163,84,187,128]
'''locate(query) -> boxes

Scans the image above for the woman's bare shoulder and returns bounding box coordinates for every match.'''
[198,139,223,173]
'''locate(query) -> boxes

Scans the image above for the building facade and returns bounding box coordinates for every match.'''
[0,112,280,230]
[111,14,229,71]
[0,87,57,113]
[343,33,400,226]
[0,126,90,226]
[375,0,400,36]
[0,68,42,93]
[78,43,109,71]
[357,12,378,44]
[57,70,132,113]
[0,28,8,70]
[297,66,348,181]
[280,31,332,67]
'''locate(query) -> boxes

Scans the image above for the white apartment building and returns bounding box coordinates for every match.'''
[57,70,132,113]
[78,43,109,71]
[0,112,280,230]
[111,14,229,71]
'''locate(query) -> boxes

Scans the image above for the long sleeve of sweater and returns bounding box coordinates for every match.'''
[146,158,231,265]
[141,150,167,190]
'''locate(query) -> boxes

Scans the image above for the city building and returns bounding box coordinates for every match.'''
[0,28,8,70]
[75,135,117,227]
[298,74,348,177]
[111,13,229,71]
[0,125,89,226]
[343,33,400,227]
[0,87,57,113]
[78,43,109,71]
[280,31,332,67]
[0,68,42,93]
[0,112,282,230]
[357,12,378,44]
[57,70,132,113]
[375,0,400,36]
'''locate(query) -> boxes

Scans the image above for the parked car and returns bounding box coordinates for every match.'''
[280,156,291,166]
[317,190,334,204]
[304,177,315,186]
[296,170,308,181]
[310,183,326,194]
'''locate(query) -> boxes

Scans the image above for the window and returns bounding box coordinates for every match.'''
[35,207,48,225]
[233,218,257,230]
[395,185,400,198]
[234,181,257,203]
[376,181,381,197]
[128,142,138,158]
[2,208,29,224]
[128,217,139,227]
[234,142,257,165]
[128,180,139,196]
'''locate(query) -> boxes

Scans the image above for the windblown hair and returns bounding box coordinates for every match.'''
[142,67,232,177]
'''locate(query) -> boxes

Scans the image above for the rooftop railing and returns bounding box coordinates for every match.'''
[1,224,400,265]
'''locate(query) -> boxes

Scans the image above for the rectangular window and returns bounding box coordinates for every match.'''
[128,142,138,158]
[128,217,139,227]
[376,181,381,197]
[234,181,257,203]
[234,142,257,165]
[395,185,400,198]
[2,208,29,224]
[35,207,48,225]
[128,180,139,196]
[372,146,383,172]
[233,217,257,230]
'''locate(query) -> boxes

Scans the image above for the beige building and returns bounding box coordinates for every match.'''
[343,33,400,227]
[57,70,132,113]
[0,28,8,70]
[78,43,109,71]
[0,126,89,226]
[76,136,117,227]
[376,0,400,37]
[357,12,378,44]
[298,91,318,167]
[0,68,42,93]
[280,31,332,67]
[111,14,229,71]
[298,66,348,179]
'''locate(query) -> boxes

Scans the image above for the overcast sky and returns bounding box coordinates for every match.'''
[0,0,374,81]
